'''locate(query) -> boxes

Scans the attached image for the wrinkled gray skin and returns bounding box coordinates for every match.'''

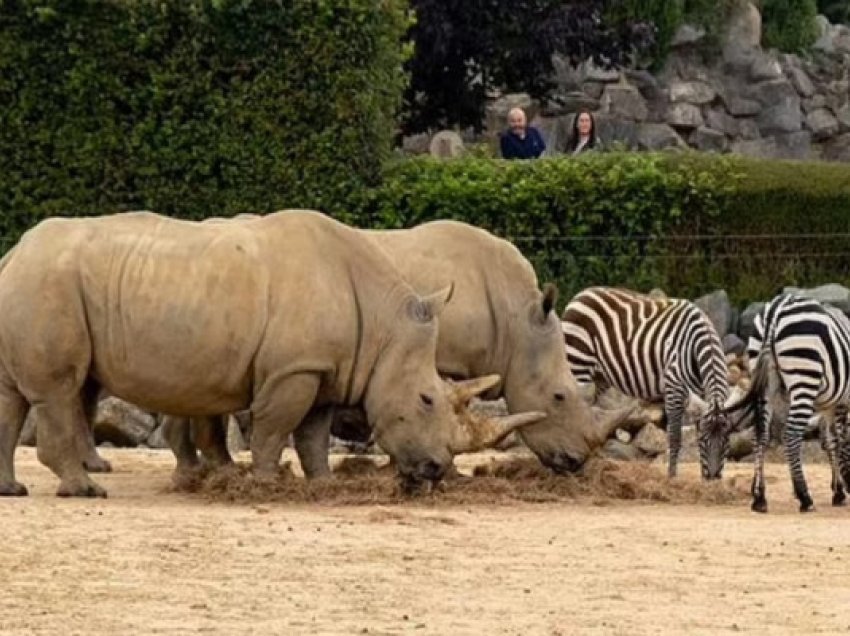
[173,221,627,478]
[0,210,483,497]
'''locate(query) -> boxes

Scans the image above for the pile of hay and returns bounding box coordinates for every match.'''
[172,456,749,507]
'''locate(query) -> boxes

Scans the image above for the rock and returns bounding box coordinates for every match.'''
[690,126,728,152]
[748,79,797,106]
[749,55,783,82]
[581,81,605,100]
[636,123,685,150]
[826,80,849,111]
[723,333,747,356]
[705,109,739,136]
[648,288,668,300]
[545,91,599,116]
[783,283,850,313]
[93,397,157,447]
[774,131,812,160]
[738,302,765,343]
[145,423,169,449]
[725,96,762,117]
[823,133,850,161]
[601,85,648,121]
[728,431,754,460]
[835,24,850,55]
[737,119,760,140]
[633,423,667,457]
[756,98,802,135]
[534,116,569,154]
[679,426,700,463]
[814,14,834,53]
[581,59,620,83]
[485,93,534,133]
[624,70,659,94]
[429,130,464,158]
[602,439,642,461]
[595,115,639,149]
[806,108,840,140]
[788,67,816,98]
[836,105,850,133]
[730,136,777,158]
[401,133,430,155]
[551,54,581,91]
[667,102,704,129]
[669,80,716,105]
[694,290,733,337]
[723,1,762,70]
[802,94,828,114]
[671,24,706,47]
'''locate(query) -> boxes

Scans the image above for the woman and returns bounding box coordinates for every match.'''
[567,109,601,155]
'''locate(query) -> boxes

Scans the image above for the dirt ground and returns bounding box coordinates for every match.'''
[3,448,850,636]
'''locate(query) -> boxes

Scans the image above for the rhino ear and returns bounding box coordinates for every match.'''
[542,283,558,316]
[410,283,454,323]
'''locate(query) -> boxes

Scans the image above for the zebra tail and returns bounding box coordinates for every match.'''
[724,346,774,427]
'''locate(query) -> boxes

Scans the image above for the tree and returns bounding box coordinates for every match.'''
[402,0,655,134]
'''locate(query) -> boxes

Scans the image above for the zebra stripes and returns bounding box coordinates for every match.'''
[735,293,850,512]
[562,287,730,480]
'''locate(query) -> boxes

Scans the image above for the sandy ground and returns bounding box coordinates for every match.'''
[2,448,850,636]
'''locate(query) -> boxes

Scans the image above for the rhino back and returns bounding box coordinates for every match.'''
[367,221,539,381]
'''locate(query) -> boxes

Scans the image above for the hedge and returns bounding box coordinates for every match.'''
[0,0,408,246]
[349,152,850,306]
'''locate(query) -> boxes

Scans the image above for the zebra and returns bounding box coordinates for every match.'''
[562,287,731,480]
[732,293,850,512]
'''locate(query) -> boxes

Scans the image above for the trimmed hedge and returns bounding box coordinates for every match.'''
[350,152,850,306]
[0,0,408,246]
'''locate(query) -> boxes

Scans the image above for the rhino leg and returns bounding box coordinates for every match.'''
[161,415,201,475]
[251,374,320,476]
[0,388,29,496]
[80,379,111,474]
[293,406,333,480]
[191,414,233,468]
[34,398,106,498]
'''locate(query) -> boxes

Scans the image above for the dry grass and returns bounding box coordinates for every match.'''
[171,456,750,507]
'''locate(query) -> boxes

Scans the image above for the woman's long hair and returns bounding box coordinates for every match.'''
[566,109,598,152]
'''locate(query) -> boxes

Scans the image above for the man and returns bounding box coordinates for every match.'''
[499,107,546,160]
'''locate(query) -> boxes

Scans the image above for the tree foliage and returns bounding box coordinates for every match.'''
[762,0,820,52]
[402,0,655,134]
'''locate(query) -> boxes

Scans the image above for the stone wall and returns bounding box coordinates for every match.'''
[471,3,850,161]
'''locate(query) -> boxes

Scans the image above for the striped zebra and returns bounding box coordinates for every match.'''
[732,293,850,512]
[562,287,731,480]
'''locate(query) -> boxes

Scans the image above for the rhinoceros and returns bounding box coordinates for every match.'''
[169,220,631,476]
[0,210,540,497]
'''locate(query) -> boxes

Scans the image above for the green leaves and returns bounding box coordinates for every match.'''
[0,0,408,237]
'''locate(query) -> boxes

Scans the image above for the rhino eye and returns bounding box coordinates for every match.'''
[554,392,566,402]
[420,393,433,407]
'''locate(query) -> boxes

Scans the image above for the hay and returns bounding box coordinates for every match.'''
[171,456,750,507]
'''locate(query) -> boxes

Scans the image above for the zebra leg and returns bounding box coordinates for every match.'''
[820,411,846,506]
[836,407,850,499]
[751,395,771,513]
[785,396,815,513]
[664,388,687,479]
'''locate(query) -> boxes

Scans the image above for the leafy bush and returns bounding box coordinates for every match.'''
[351,152,850,307]
[606,0,684,68]
[0,0,408,246]
[761,0,820,52]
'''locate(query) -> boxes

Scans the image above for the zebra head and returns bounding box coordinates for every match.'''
[687,393,732,480]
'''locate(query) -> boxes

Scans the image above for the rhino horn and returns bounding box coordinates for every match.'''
[592,404,637,442]
[449,374,501,405]
[450,410,547,454]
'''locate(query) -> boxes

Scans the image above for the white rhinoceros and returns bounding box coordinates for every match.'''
[0,210,539,497]
[169,219,630,476]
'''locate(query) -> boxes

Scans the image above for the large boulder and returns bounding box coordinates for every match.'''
[602,439,642,461]
[694,289,733,337]
[738,301,766,343]
[690,126,728,152]
[595,115,639,149]
[806,108,840,140]
[722,1,762,71]
[823,133,850,161]
[705,108,740,137]
[722,333,747,356]
[669,80,716,105]
[774,131,812,160]
[787,66,816,98]
[93,397,157,447]
[667,102,704,129]
[783,283,850,314]
[636,123,686,150]
[601,85,648,121]
[749,54,783,82]
[633,423,667,458]
[748,78,797,106]
[836,105,850,133]
[730,137,777,158]
[756,98,802,135]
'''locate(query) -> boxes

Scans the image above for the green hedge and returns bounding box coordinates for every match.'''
[761,0,819,53]
[350,153,850,306]
[0,0,408,246]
